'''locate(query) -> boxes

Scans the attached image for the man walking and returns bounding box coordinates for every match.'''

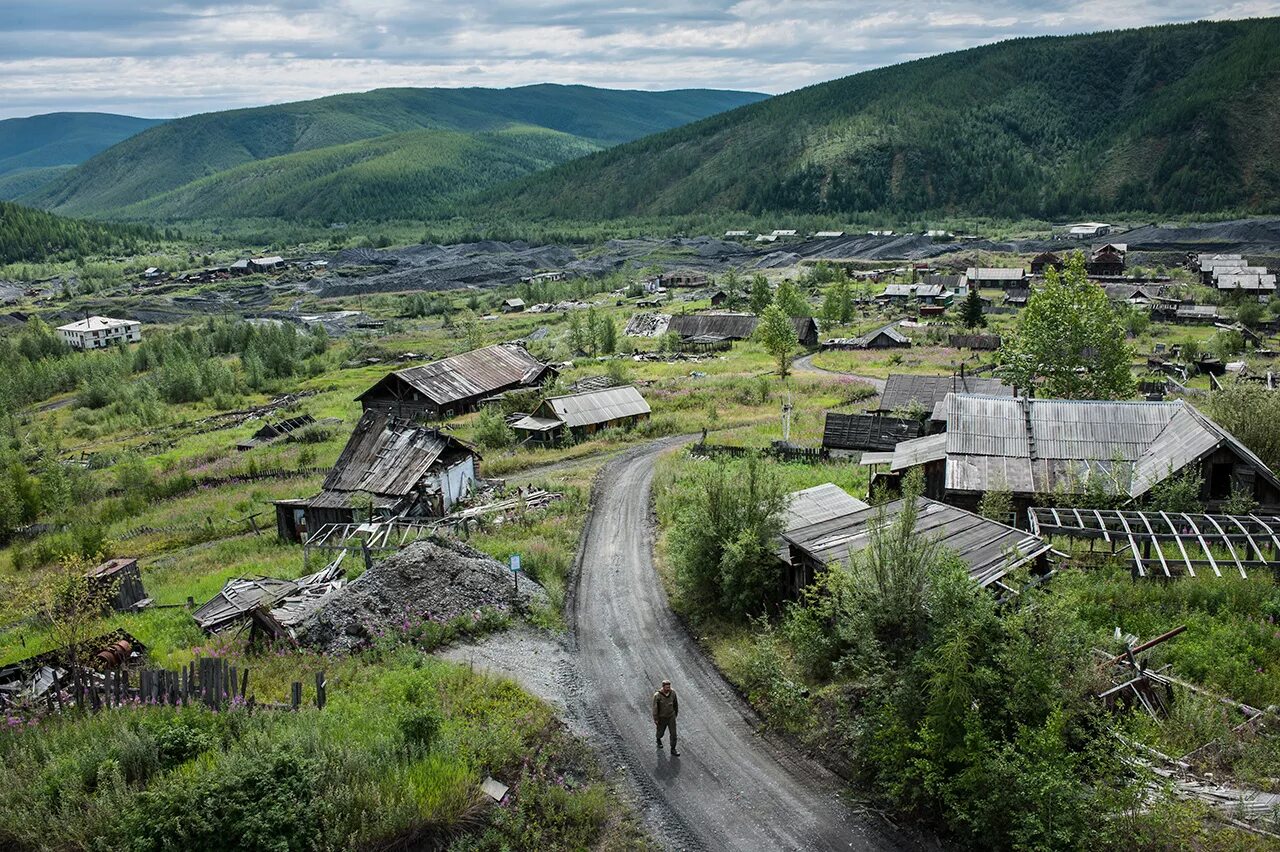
[653,679,680,756]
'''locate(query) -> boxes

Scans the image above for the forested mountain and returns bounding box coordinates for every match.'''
[0,113,164,199]
[479,18,1280,221]
[23,85,766,219]
[0,201,156,264]
[117,126,599,222]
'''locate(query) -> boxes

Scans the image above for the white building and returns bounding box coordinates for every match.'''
[1067,222,1112,238]
[57,316,142,350]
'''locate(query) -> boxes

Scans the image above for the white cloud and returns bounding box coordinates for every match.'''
[0,0,1275,117]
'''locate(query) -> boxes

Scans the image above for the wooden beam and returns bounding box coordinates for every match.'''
[1180,513,1221,577]
[1158,511,1196,578]
[1203,514,1247,578]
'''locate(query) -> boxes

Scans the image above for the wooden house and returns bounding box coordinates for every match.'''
[512,386,650,446]
[357,343,555,420]
[872,394,1280,522]
[667,312,759,341]
[877,283,952,305]
[791,316,820,348]
[1030,252,1063,275]
[848,322,910,350]
[966,267,1027,289]
[501,298,526,313]
[273,410,480,541]
[1087,244,1127,276]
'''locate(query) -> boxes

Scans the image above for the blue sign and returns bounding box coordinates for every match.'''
[510,554,521,573]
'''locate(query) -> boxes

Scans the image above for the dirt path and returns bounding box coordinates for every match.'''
[793,352,886,392]
[568,436,905,851]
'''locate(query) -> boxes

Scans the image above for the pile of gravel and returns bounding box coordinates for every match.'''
[296,538,546,653]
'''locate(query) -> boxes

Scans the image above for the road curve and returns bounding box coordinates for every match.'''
[569,436,905,851]
[793,352,887,392]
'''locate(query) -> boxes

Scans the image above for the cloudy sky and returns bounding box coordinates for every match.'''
[2,0,1276,119]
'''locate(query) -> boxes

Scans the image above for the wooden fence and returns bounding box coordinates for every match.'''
[689,441,829,464]
[46,657,326,713]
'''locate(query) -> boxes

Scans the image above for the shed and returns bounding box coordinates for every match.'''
[86,558,149,612]
[850,322,910,349]
[357,343,555,420]
[273,410,480,541]
[501,298,526,313]
[823,412,923,456]
[512,386,650,446]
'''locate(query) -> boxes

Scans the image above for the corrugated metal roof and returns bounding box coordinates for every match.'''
[880,283,945,298]
[359,343,549,407]
[782,497,1050,587]
[1215,273,1276,290]
[889,433,948,469]
[322,409,474,498]
[511,415,562,432]
[541,385,650,428]
[921,395,1280,499]
[784,484,869,532]
[966,267,1026,281]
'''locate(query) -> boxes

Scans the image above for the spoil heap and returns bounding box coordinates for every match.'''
[297,538,545,653]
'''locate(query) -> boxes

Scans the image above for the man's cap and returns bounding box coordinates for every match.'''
[661,679,671,685]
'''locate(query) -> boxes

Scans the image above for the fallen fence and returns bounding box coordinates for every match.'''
[689,440,829,464]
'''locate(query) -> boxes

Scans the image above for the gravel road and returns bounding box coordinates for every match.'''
[569,436,906,851]
[793,352,887,392]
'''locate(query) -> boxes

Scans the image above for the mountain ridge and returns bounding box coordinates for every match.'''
[23,85,767,219]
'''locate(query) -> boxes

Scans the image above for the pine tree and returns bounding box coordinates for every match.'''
[961,286,986,329]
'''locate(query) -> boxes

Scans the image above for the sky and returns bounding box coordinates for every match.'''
[2,0,1277,119]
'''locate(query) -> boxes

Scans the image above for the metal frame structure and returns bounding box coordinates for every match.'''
[1028,507,1280,578]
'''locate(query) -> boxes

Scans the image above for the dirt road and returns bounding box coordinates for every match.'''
[570,436,904,851]
[793,352,886,392]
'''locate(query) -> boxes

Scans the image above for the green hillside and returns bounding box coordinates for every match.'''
[0,112,163,178]
[0,165,75,201]
[479,18,1280,221]
[25,85,766,218]
[0,200,156,264]
[119,126,599,222]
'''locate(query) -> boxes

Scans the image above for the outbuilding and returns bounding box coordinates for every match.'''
[512,385,651,446]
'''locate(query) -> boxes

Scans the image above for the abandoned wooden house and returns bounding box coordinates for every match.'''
[873,372,1014,419]
[357,343,555,420]
[1195,253,1246,284]
[822,412,923,457]
[1103,283,1170,305]
[667,312,759,341]
[511,385,651,446]
[1086,244,1127,276]
[1030,252,1064,275]
[778,487,1053,597]
[791,316,820,348]
[1153,304,1222,324]
[921,273,966,292]
[273,410,480,541]
[966,267,1027,289]
[1004,289,1030,307]
[86,558,149,612]
[869,394,1280,522]
[1214,271,1277,296]
[501,298,526,313]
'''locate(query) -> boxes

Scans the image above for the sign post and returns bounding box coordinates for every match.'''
[510,554,521,596]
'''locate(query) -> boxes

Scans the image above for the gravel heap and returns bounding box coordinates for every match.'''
[296,538,546,653]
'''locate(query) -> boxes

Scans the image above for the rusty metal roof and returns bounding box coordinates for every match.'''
[358,343,550,407]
